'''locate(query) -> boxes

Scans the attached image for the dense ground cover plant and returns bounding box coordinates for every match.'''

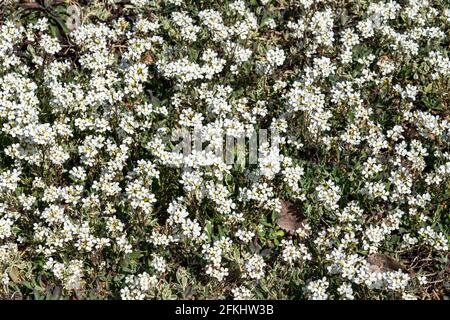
[0,0,449,300]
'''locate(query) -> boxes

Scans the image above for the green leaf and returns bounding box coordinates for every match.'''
[275,230,285,237]
[424,83,433,93]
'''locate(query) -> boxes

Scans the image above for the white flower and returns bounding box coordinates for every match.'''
[266,47,285,67]
[40,34,61,54]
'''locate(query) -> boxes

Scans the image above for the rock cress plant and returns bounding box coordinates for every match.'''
[0,0,448,300]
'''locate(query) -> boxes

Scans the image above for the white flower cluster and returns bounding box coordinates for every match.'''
[280,239,311,265]
[243,254,266,280]
[0,0,448,301]
[316,180,341,211]
[231,286,253,300]
[120,272,158,300]
[306,277,329,300]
